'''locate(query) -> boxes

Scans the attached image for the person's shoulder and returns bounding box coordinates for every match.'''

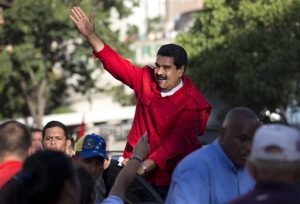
[140,65,155,77]
[175,144,215,171]
[183,77,211,110]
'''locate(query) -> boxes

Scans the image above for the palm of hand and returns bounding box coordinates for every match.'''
[76,17,94,38]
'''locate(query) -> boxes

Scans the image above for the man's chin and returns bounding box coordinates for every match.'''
[158,83,168,91]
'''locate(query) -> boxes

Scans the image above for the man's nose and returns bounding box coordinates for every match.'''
[50,139,56,145]
[157,66,164,75]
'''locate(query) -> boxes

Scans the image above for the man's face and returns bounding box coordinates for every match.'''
[220,119,259,168]
[31,131,43,152]
[66,139,75,156]
[43,127,67,152]
[154,55,184,92]
[79,156,104,181]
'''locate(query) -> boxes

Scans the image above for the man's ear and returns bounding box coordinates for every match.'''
[178,65,185,77]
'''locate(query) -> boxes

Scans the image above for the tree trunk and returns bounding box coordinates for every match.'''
[20,77,48,129]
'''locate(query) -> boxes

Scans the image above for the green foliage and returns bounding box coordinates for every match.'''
[109,85,135,106]
[177,0,300,114]
[0,0,139,125]
[50,106,74,114]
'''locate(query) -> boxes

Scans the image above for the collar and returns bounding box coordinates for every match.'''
[214,139,240,173]
[161,79,183,97]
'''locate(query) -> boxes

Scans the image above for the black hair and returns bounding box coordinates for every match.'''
[157,44,188,70]
[22,150,76,204]
[42,120,69,140]
[0,120,31,156]
[0,150,77,204]
[30,127,42,133]
[68,135,75,149]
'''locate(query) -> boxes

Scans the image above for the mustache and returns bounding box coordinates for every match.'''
[155,74,167,80]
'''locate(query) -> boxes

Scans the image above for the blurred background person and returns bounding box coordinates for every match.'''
[0,120,31,188]
[0,150,79,204]
[28,128,43,155]
[66,134,76,157]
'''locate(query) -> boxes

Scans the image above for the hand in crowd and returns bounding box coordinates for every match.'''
[104,155,112,170]
[133,132,149,161]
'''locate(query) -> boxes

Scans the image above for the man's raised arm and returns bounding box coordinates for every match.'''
[70,6,104,52]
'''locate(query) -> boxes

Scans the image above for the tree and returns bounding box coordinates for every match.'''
[0,0,139,127]
[177,0,300,118]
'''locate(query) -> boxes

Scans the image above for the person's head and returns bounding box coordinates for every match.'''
[248,124,300,184]
[219,107,260,168]
[42,120,68,152]
[154,44,187,92]
[78,133,108,180]
[66,135,76,157]
[0,120,31,162]
[29,128,43,155]
[22,150,79,204]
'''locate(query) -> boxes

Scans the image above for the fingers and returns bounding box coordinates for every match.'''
[69,15,77,24]
[89,13,96,25]
[70,6,87,22]
[122,158,129,166]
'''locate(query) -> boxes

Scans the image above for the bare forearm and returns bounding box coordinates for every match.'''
[86,33,104,52]
[108,159,140,200]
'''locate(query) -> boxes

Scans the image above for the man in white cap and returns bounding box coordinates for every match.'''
[230,124,300,204]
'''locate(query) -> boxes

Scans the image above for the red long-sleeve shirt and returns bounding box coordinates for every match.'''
[94,44,211,186]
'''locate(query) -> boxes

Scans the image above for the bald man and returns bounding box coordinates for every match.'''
[166,107,261,204]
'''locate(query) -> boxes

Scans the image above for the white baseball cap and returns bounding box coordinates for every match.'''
[249,124,300,162]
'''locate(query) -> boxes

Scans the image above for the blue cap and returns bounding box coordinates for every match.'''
[80,133,108,160]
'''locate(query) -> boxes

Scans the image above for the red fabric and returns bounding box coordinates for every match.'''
[94,44,211,186]
[0,160,23,188]
[78,119,86,139]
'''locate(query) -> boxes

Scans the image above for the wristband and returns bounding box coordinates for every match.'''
[130,154,143,162]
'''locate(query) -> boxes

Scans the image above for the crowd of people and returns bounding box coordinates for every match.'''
[0,5,300,204]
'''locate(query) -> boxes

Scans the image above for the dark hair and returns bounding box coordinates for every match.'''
[0,150,77,204]
[22,150,76,204]
[30,127,42,133]
[0,120,31,156]
[42,120,69,140]
[157,44,188,70]
[68,135,75,149]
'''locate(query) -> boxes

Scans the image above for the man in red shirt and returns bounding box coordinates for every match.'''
[0,120,31,188]
[70,6,211,199]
